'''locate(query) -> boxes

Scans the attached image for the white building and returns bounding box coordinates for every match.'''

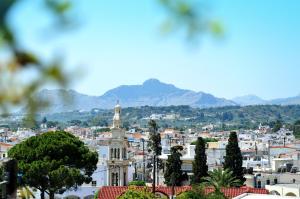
[106,103,132,186]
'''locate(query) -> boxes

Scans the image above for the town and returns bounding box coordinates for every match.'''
[1,0,299,198]
[1,102,300,198]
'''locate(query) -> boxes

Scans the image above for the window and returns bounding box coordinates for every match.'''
[92,181,97,186]
[274,178,278,184]
[115,173,119,186]
[257,181,261,188]
[117,148,120,159]
[112,173,119,186]
[266,179,270,185]
[3,154,5,158]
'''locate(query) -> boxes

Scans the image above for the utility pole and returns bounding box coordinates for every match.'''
[157,158,159,186]
[152,155,156,193]
[268,140,271,168]
[171,173,175,199]
[134,162,137,180]
[255,142,258,155]
[141,138,145,181]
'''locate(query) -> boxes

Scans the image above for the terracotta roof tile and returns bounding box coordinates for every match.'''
[97,186,268,199]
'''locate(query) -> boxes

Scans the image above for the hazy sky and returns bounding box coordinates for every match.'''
[12,0,300,100]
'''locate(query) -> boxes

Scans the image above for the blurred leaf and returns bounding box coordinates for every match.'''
[45,0,72,14]
[209,20,224,37]
[15,51,39,66]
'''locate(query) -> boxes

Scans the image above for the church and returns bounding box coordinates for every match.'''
[106,102,131,186]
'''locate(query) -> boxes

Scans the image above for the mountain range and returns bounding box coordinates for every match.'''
[34,79,300,113]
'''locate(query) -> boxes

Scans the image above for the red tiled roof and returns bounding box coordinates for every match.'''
[0,142,13,147]
[97,186,268,199]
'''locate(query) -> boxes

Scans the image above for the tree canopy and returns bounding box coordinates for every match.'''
[8,131,98,199]
[164,145,187,186]
[192,137,208,184]
[117,187,157,199]
[203,168,241,195]
[223,132,244,184]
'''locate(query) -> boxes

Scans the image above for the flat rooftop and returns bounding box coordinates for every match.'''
[235,193,297,199]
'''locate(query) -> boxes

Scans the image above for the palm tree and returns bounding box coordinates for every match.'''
[202,168,241,194]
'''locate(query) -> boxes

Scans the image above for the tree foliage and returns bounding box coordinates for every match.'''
[177,185,206,199]
[128,180,146,186]
[223,132,244,184]
[164,145,187,186]
[192,137,208,184]
[8,131,98,199]
[272,120,282,132]
[117,187,157,199]
[203,168,240,195]
[148,120,162,156]
[0,0,73,119]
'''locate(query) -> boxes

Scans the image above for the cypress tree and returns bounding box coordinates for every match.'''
[148,120,162,193]
[164,145,186,186]
[224,131,245,184]
[192,137,208,184]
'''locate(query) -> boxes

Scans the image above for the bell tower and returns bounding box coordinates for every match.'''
[112,101,121,129]
[107,102,129,186]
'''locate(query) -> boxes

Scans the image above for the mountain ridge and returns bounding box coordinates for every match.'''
[32,79,300,113]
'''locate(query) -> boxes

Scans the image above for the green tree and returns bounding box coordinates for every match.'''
[223,132,245,184]
[148,120,162,192]
[8,131,98,199]
[42,117,47,124]
[203,168,240,195]
[272,120,282,132]
[128,180,146,186]
[177,185,206,199]
[164,145,186,186]
[118,187,157,199]
[192,137,208,184]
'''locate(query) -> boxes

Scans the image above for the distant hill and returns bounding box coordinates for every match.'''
[232,94,300,106]
[99,79,237,109]
[232,95,267,106]
[31,79,300,113]
[270,95,300,105]
[33,79,236,113]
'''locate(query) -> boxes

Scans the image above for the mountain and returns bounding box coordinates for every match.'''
[33,79,237,113]
[232,95,267,106]
[233,94,300,106]
[35,89,101,113]
[270,95,300,105]
[32,79,300,113]
[99,79,237,108]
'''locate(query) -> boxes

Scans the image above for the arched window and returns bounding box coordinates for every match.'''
[116,172,119,186]
[123,148,126,159]
[257,181,261,188]
[112,173,115,186]
[110,148,113,159]
[117,148,120,159]
[114,148,117,159]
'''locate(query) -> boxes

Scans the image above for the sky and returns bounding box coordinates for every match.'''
[11,0,300,100]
